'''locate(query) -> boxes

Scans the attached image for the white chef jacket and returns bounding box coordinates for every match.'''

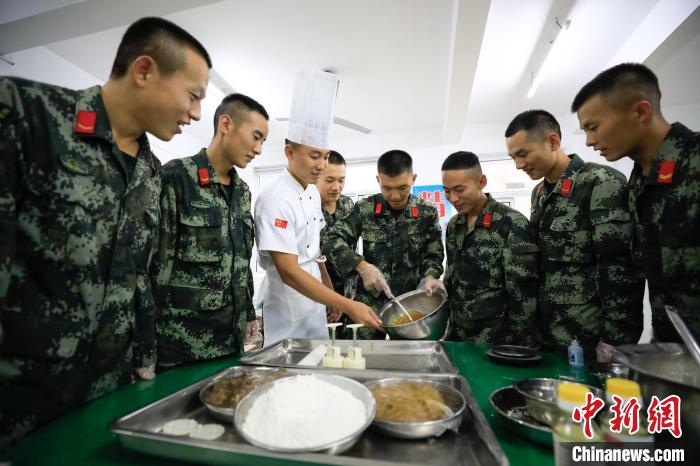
[254,169,329,346]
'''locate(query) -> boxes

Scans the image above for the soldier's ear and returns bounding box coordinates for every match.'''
[479,174,487,190]
[547,132,562,151]
[131,56,157,87]
[633,100,654,124]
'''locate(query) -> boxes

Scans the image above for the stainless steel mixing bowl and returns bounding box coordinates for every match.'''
[234,374,376,454]
[379,289,448,340]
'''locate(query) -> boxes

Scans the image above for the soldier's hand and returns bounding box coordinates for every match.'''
[595,341,615,363]
[326,307,342,322]
[344,300,383,332]
[421,276,447,297]
[135,362,156,381]
[357,263,392,298]
[244,320,260,343]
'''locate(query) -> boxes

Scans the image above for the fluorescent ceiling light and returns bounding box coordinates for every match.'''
[527,18,571,99]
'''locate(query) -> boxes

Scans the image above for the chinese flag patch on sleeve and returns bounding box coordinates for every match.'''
[274,218,288,229]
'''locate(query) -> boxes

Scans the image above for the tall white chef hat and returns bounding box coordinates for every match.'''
[287,68,338,150]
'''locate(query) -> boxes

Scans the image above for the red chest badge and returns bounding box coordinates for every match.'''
[657,161,676,184]
[274,218,288,229]
[74,110,96,134]
[482,212,493,229]
[411,205,419,219]
[560,178,573,197]
[374,203,383,215]
[198,167,210,186]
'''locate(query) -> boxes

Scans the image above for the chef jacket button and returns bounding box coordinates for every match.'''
[306,245,309,248]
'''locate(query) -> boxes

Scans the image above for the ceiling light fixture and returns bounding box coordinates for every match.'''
[527,17,571,99]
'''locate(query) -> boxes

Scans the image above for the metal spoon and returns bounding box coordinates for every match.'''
[389,293,414,322]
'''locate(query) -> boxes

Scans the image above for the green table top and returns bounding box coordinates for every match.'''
[3,342,598,466]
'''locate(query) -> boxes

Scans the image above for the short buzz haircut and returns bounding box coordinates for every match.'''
[441,151,482,176]
[571,63,662,114]
[377,150,413,177]
[328,150,346,166]
[213,93,269,134]
[284,138,300,150]
[110,17,212,78]
[504,109,562,141]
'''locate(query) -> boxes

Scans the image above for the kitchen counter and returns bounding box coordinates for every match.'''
[2,342,592,466]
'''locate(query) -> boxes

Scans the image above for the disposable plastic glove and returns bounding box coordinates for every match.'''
[358,263,393,298]
[420,276,447,297]
[595,341,615,363]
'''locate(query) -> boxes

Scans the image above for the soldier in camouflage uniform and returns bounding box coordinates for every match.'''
[573,63,700,342]
[151,94,268,366]
[441,152,539,346]
[323,150,445,339]
[0,18,211,448]
[505,110,643,359]
[317,151,356,326]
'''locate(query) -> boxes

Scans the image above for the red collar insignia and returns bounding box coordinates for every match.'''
[374,202,383,215]
[411,205,419,219]
[198,167,211,186]
[560,178,573,197]
[657,161,676,184]
[482,212,493,229]
[74,110,96,134]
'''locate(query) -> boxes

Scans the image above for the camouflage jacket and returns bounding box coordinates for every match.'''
[531,154,643,354]
[322,194,444,338]
[0,77,160,447]
[320,194,355,298]
[445,194,539,346]
[151,149,255,365]
[628,123,700,341]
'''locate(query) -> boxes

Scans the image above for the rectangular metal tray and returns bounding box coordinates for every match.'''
[111,366,508,466]
[239,339,458,374]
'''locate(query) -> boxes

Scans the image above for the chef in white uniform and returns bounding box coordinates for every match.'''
[255,69,382,347]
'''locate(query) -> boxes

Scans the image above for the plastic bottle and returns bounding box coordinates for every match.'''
[600,378,653,443]
[552,382,602,466]
[567,339,584,367]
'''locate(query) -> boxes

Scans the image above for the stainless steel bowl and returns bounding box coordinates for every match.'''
[489,386,552,447]
[513,378,604,427]
[198,367,287,422]
[234,374,376,454]
[364,378,466,439]
[379,289,448,340]
[586,362,630,383]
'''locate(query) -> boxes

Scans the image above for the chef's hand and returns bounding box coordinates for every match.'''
[596,341,615,363]
[327,307,342,322]
[420,276,446,297]
[244,320,260,343]
[344,300,383,332]
[135,362,156,381]
[357,262,392,298]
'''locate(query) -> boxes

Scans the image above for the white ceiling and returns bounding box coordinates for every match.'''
[1,0,698,164]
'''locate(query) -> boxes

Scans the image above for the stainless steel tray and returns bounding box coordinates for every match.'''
[111,366,508,466]
[240,339,458,374]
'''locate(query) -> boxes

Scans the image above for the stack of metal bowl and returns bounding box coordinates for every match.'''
[378,289,448,340]
[513,378,604,427]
